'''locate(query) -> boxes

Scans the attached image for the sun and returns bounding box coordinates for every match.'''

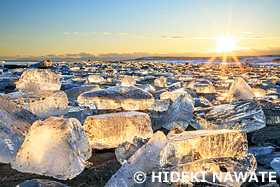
[214,35,241,53]
[203,34,246,74]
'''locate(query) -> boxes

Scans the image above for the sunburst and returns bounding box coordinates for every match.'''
[213,35,241,53]
[202,34,246,74]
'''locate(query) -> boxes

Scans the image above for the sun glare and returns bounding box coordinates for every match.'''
[203,34,246,74]
[214,35,240,53]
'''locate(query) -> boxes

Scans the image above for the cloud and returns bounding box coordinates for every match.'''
[11,35,16,38]
[206,46,280,56]
[241,46,280,55]
[124,34,263,40]
[64,31,96,36]
[118,33,129,35]
[132,34,163,38]
[171,36,185,39]
[63,31,97,35]
[189,36,262,40]
[240,36,262,39]
[61,30,267,40]
[130,34,190,39]
[74,32,85,36]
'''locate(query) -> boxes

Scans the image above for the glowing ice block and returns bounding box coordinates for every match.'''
[12,117,91,180]
[83,111,153,149]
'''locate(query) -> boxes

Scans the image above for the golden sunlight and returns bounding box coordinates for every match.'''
[214,35,241,53]
[203,34,246,74]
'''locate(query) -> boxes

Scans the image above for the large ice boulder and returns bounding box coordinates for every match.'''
[0,95,38,163]
[12,117,92,180]
[16,69,61,93]
[83,112,153,149]
[160,130,248,166]
[163,129,256,186]
[19,90,68,119]
[162,94,195,130]
[226,77,255,101]
[106,129,256,187]
[65,85,100,99]
[87,75,104,84]
[77,86,154,110]
[196,100,266,133]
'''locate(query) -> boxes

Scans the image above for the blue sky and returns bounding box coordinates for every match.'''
[0,0,280,60]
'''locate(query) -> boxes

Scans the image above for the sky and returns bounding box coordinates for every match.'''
[0,0,280,61]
